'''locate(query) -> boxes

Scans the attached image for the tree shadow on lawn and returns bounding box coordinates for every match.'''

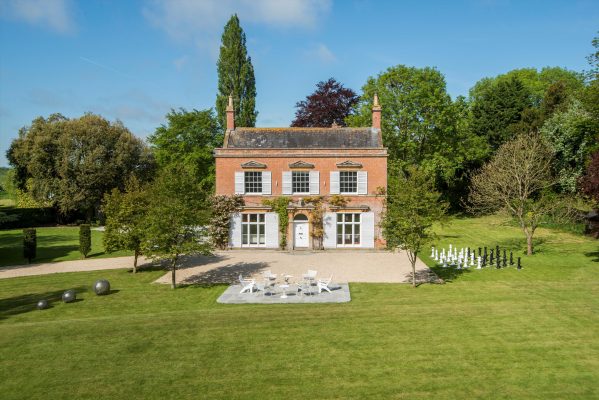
[0,285,88,320]
[429,266,471,283]
[584,251,599,263]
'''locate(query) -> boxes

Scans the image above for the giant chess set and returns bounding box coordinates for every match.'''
[430,245,522,270]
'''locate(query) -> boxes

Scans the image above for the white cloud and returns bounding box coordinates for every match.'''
[305,43,336,63]
[142,0,331,42]
[0,0,75,34]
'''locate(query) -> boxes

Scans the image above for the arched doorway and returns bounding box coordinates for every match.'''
[293,214,309,248]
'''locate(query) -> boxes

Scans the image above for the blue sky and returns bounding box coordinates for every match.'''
[0,0,597,167]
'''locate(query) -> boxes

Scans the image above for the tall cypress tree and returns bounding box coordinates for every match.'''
[216,15,257,130]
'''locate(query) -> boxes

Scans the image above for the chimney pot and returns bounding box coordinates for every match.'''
[226,94,235,130]
[372,93,382,130]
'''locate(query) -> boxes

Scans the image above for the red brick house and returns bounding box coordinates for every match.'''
[214,95,387,249]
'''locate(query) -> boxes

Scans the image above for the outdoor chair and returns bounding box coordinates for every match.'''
[238,274,256,294]
[255,281,271,297]
[262,270,277,281]
[302,269,317,281]
[317,275,333,294]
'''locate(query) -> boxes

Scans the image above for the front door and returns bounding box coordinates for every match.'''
[294,221,309,248]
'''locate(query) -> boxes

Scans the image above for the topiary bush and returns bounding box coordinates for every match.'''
[79,224,91,258]
[23,228,36,263]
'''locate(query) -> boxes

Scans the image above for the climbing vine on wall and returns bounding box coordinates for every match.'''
[210,195,245,249]
[262,196,290,249]
[304,196,325,250]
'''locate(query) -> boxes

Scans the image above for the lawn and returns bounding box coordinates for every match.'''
[0,215,597,399]
[0,226,131,267]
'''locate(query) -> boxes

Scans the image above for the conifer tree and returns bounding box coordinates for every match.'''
[216,14,257,129]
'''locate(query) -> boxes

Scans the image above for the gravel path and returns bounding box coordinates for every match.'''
[0,250,438,284]
[153,250,436,285]
[0,256,150,280]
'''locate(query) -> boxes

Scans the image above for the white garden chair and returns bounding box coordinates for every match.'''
[302,269,317,280]
[262,270,277,281]
[238,274,256,294]
[317,275,333,294]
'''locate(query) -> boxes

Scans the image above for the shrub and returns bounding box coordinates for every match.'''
[23,228,36,263]
[262,196,290,249]
[209,195,245,249]
[79,224,91,258]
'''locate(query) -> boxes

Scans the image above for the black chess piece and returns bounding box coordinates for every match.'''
[482,255,487,267]
[484,247,487,258]
[496,245,500,260]
[510,251,514,265]
[496,254,501,269]
[503,250,507,267]
[517,257,522,270]
[490,249,494,264]
[478,247,482,257]
[467,247,470,259]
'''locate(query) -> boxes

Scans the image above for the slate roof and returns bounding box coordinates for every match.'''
[225,127,382,149]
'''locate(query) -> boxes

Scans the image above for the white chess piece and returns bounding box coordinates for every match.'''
[431,246,435,258]
[434,249,439,261]
[442,259,447,268]
[470,253,475,267]
[457,259,462,270]
[449,244,452,252]
[477,256,482,269]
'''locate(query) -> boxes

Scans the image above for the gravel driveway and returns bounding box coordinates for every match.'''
[153,250,436,285]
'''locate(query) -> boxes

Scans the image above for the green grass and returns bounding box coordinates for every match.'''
[0,226,131,267]
[0,215,597,399]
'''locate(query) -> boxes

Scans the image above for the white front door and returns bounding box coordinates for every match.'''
[294,222,309,248]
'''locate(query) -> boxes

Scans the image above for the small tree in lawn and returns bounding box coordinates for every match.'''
[23,228,36,263]
[79,224,91,258]
[102,176,149,273]
[383,167,448,287]
[142,165,212,289]
[580,149,599,206]
[468,133,565,255]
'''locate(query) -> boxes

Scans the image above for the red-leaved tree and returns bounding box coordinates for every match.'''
[291,78,358,127]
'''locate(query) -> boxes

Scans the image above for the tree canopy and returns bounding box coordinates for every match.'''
[148,108,220,191]
[7,113,154,219]
[291,78,358,127]
[216,14,257,129]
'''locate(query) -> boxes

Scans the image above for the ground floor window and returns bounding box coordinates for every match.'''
[337,213,360,246]
[242,213,265,245]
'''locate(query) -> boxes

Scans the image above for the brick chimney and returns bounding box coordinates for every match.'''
[372,93,382,130]
[226,94,235,131]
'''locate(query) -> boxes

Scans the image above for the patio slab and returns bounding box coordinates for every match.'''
[217,282,351,304]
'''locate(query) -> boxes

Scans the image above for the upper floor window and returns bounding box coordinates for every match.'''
[292,171,310,194]
[244,171,262,193]
[340,171,358,194]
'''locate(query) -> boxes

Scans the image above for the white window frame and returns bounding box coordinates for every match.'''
[339,171,358,195]
[336,213,361,247]
[241,213,266,247]
[292,171,310,194]
[244,171,263,194]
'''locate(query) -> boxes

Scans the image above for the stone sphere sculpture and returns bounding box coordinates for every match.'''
[36,299,49,310]
[62,289,76,303]
[93,279,111,295]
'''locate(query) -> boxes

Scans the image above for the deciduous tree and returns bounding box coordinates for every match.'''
[468,133,566,255]
[102,176,149,273]
[216,14,257,129]
[383,167,448,287]
[580,150,599,205]
[149,108,220,190]
[7,113,154,219]
[142,165,212,289]
[291,78,358,127]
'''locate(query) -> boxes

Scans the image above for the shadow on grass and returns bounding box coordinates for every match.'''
[0,285,88,320]
[430,266,471,282]
[584,251,599,263]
